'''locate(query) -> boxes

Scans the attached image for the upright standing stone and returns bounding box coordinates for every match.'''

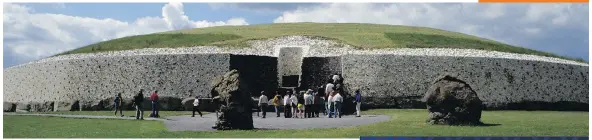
[210,69,254,130]
[423,75,483,125]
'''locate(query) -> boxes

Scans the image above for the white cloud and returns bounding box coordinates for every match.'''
[4,3,249,67]
[272,3,588,59]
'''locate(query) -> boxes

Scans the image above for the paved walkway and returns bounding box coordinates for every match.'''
[165,112,390,131]
[5,112,390,132]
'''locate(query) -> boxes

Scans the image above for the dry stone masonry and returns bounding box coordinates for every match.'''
[3,36,589,112]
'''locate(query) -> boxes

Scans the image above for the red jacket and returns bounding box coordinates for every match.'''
[150,92,159,101]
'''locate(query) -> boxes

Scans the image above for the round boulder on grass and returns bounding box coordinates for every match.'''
[423,75,483,125]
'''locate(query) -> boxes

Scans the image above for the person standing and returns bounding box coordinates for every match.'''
[272,91,281,117]
[327,90,335,118]
[333,90,344,118]
[355,89,362,117]
[114,93,124,117]
[132,89,145,120]
[291,90,299,118]
[313,91,321,117]
[304,89,313,118]
[192,95,203,117]
[283,91,292,118]
[150,90,159,118]
[258,91,268,118]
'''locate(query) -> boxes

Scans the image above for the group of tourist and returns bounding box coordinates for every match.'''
[258,74,363,119]
[112,89,162,120]
[111,74,363,120]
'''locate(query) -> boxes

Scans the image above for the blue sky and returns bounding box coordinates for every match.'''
[3,3,589,68]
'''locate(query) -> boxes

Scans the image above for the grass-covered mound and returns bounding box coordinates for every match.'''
[57,22,584,62]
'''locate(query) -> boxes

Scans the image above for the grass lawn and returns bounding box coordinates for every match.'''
[14,111,206,118]
[4,109,588,138]
[55,23,585,62]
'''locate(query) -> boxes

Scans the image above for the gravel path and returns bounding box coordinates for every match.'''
[5,112,390,132]
[165,112,390,131]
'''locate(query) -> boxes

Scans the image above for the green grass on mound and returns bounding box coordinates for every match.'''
[54,23,585,62]
[59,33,242,55]
[4,109,588,138]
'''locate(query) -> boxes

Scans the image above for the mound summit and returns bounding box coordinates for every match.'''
[57,22,582,62]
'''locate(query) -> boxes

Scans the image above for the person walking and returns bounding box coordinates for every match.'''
[355,89,362,117]
[132,89,145,120]
[283,91,292,118]
[149,90,159,118]
[272,91,281,117]
[258,91,268,118]
[192,95,203,117]
[114,93,124,117]
[333,90,344,118]
[304,89,314,118]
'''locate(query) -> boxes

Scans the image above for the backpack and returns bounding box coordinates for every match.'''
[273,96,280,105]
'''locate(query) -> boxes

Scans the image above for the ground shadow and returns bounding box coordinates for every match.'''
[476,123,501,127]
[252,128,279,130]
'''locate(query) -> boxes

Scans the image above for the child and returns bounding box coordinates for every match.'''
[297,102,304,118]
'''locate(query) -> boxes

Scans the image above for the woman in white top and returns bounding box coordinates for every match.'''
[332,91,343,118]
[327,91,335,118]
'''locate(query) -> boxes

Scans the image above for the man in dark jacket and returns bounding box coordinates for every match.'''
[133,89,145,120]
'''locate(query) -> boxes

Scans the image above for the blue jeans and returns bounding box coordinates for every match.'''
[325,102,330,115]
[274,106,280,117]
[151,101,158,117]
[334,101,342,118]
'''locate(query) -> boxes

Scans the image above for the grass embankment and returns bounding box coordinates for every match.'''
[4,109,588,138]
[56,23,585,62]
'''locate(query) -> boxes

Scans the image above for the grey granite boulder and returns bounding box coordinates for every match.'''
[30,101,55,112]
[211,69,254,130]
[181,97,195,111]
[4,102,16,112]
[16,102,31,112]
[423,75,483,125]
[157,96,183,111]
[101,97,117,110]
[54,100,80,111]
[79,100,104,111]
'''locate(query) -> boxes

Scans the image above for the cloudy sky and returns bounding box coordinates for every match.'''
[3,3,589,68]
